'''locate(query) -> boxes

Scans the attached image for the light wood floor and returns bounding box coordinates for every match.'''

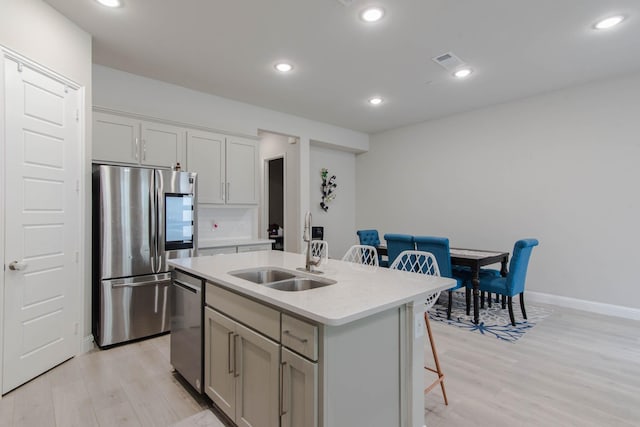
[0,304,638,427]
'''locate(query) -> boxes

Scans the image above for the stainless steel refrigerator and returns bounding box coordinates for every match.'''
[92,164,197,347]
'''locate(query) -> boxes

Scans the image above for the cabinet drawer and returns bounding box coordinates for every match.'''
[206,282,280,341]
[237,244,271,253]
[199,247,237,256]
[282,314,318,361]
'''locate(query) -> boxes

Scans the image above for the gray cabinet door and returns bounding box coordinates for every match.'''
[281,348,318,427]
[204,307,237,420]
[235,322,280,427]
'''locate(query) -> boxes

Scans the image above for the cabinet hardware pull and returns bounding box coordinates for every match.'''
[233,334,240,377]
[283,330,308,343]
[280,361,288,416]
[221,182,224,200]
[134,138,139,160]
[227,182,230,201]
[227,331,234,374]
[143,139,147,160]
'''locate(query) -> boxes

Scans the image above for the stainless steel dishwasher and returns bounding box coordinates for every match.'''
[170,269,204,393]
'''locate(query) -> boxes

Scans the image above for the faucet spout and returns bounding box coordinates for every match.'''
[303,212,321,272]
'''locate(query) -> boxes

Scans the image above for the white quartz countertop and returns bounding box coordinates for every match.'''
[169,251,456,326]
[198,238,274,249]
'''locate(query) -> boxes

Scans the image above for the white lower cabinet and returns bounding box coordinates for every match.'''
[236,244,272,253]
[199,243,271,256]
[199,247,238,256]
[281,347,318,427]
[205,307,280,427]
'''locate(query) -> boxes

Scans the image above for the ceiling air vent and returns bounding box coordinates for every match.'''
[432,52,465,71]
[336,0,355,6]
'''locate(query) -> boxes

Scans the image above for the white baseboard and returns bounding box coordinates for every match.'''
[80,334,95,354]
[527,291,640,321]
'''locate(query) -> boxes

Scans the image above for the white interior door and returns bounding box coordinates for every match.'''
[2,58,80,394]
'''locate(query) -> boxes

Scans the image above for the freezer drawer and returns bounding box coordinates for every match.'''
[97,273,171,347]
[170,270,204,393]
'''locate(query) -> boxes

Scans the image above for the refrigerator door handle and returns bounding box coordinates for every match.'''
[150,171,158,273]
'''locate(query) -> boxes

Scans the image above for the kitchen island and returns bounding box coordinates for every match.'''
[169,251,455,427]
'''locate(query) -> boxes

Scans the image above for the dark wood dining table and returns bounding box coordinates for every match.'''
[449,248,509,324]
[377,244,509,324]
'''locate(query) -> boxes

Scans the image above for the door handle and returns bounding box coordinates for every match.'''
[233,334,240,378]
[280,361,288,416]
[9,261,27,271]
[227,331,234,374]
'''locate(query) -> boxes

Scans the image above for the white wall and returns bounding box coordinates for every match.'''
[356,71,640,312]
[259,132,301,252]
[310,144,357,259]
[0,0,92,346]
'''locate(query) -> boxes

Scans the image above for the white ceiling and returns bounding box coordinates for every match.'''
[44,0,640,134]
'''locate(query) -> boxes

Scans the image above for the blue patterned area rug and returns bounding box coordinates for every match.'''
[429,292,552,343]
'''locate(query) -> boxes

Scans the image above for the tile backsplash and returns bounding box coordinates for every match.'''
[197,207,256,241]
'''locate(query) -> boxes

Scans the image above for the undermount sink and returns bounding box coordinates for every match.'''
[266,277,337,292]
[228,267,296,284]
[228,267,336,291]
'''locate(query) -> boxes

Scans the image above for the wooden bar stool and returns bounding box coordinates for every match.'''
[389,250,448,405]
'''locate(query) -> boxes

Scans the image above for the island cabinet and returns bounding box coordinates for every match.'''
[93,111,183,168]
[204,282,318,427]
[170,251,455,427]
[186,130,258,205]
[204,307,280,427]
[202,279,407,427]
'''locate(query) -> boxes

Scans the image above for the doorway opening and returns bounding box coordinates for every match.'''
[266,156,285,251]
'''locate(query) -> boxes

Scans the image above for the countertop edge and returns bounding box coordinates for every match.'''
[169,259,455,326]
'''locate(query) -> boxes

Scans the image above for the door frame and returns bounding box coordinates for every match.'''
[0,46,86,394]
[263,154,287,251]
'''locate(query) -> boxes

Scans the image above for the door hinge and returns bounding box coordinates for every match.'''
[75,109,79,122]
[17,62,23,72]
[74,322,79,335]
[75,251,79,263]
[75,179,80,194]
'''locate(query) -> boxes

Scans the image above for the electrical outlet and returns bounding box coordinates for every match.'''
[414,312,425,338]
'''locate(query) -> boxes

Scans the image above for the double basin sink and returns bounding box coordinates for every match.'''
[228,267,336,291]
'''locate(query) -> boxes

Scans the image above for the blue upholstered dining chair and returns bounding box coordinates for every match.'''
[383,234,415,266]
[357,229,387,267]
[476,239,539,326]
[414,236,467,319]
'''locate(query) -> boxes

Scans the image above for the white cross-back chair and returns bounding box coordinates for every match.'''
[303,240,329,264]
[389,250,449,405]
[341,245,379,266]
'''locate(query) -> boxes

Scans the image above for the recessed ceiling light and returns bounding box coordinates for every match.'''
[453,68,473,79]
[594,15,625,30]
[96,0,122,7]
[360,7,385,23]
[368,97,383,105]
[274,62,293,73]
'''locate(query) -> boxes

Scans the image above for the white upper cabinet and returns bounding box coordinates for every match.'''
[186,130,226,204]
[93,111,183,168]
[93,112,139,165]
[140,122,184,168]
[226,136,259,204]
[187,130,258,205]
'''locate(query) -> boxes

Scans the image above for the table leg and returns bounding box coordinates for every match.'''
[472,267,480,324]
